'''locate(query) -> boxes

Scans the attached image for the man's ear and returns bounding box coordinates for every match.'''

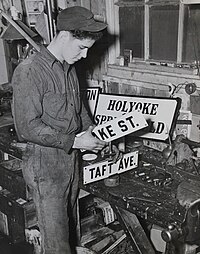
[58,31,70,40]
[57,31,70,46]
[61,31,70,37]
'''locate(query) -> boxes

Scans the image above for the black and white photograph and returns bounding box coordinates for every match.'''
[0,0,200,253]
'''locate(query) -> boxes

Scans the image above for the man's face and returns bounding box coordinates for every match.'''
[61,32,95,64]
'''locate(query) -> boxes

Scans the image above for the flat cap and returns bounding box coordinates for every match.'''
[57,6,107,32]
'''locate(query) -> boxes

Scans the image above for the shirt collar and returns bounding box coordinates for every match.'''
[40,46,70,72]
[40,46,57,66]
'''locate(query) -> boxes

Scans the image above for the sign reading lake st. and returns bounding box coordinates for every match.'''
[92,110,148,142]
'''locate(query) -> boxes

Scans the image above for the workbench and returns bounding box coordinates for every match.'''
[80,143,200,254]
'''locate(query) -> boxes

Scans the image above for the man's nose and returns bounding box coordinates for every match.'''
[81,49,88,58]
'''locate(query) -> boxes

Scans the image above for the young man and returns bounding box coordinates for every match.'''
[12,6,109,254]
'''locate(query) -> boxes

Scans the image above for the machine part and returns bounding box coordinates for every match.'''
[104,175,120,187]
[82,153,98,161]
[185,83,197,95]
[162,128,173,159]
[163,144,173,159]
[182,138,200,148]
[176,181,200,244]
[102,141,115,161]
[150,225,166,253]
[166,135,194,167]
[161,224,182,243]
[125,196,162,206]
[183,202,200,243]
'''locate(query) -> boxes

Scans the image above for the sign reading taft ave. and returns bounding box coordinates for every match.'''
[94,94,181,141]
[83,151,138,184]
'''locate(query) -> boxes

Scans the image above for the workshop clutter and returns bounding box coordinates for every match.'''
[0,158,28,199]
[150,225,166,253]
[0,187,36,243]
[0,155,36,244]
[25,228,41,254]
[76,246,96,254]
[94,198,116,225]
[79,195,134,254]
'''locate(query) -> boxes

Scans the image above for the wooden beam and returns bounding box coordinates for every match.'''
[144,0,150,60]
[181,0,200,4]
[115,0,145,7]
[105,0,120,64]
[106,64,200,88]
[147,0,179,5]
[177,2,185,63]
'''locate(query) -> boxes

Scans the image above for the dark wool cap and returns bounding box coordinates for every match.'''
[57,6,107,32]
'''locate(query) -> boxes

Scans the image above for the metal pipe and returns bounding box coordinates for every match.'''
[46,0,54,42]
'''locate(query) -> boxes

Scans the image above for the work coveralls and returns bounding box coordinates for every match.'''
[11,46,93,254]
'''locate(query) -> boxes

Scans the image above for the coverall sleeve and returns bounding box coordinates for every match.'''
[12,63,75,154]
[80,102,94,131]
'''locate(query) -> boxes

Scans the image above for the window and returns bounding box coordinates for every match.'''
[107,0,200,64]
[149,5,179,61]
[182,4,200,63]
[119,6,144,58]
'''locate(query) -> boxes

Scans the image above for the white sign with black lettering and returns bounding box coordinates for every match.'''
[94,94,180,140]
[92,111,148,142]
[81,87,100,116]
[83,151,138,184]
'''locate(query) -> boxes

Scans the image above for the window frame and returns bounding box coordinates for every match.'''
[106,0,200,64]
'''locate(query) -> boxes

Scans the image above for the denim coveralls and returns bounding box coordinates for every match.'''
[11,46,93,254]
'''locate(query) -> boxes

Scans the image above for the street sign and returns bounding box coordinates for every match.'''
[94,93,181,141]
[92,110,148,142]
[81,87,100,116]
[83,151,138,184]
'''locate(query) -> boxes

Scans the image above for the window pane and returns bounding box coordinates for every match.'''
[182,4,200,63]
[149,5,179,61]
[119,6,144,58]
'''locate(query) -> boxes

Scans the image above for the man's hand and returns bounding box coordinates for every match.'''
[73,126,108,153]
